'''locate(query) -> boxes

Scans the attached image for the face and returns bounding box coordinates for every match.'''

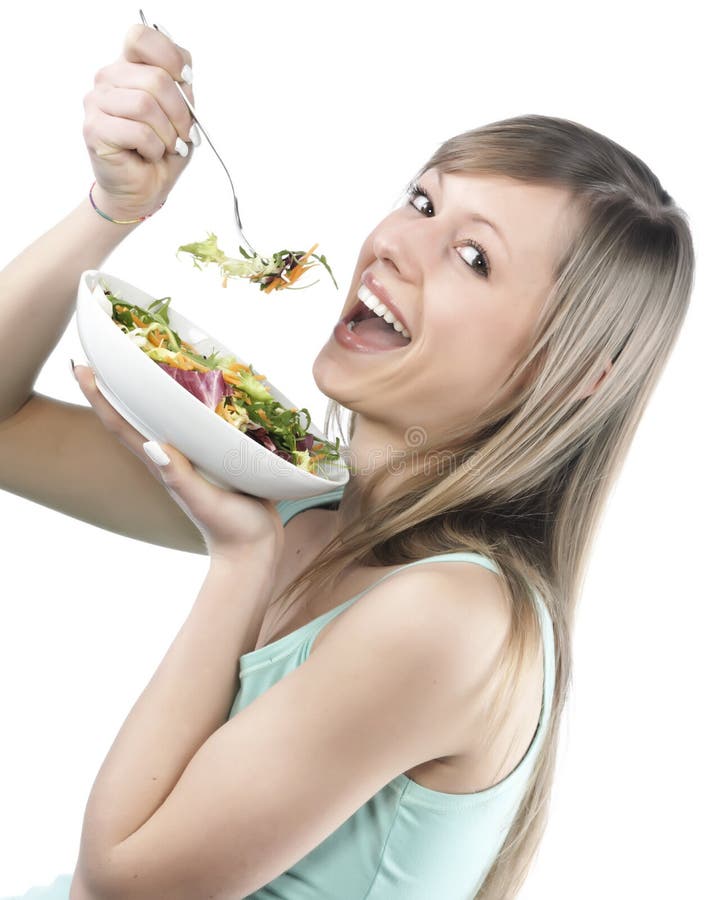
[312,167,578,445]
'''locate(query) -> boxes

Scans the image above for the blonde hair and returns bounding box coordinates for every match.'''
[268,114,695,897]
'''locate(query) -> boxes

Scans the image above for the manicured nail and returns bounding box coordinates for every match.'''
[188,123,201,146]
[175,136,189,157]
[156,23,174,41]
[180,64,193,85]
[143,440,170,467]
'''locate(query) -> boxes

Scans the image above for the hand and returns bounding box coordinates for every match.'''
[72,363,285,564]
[82,23,198,220]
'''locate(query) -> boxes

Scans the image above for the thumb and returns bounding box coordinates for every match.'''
[143,439,172,474]
[142,440,195,492]
[142,441,201,493]
[142,439,221,522]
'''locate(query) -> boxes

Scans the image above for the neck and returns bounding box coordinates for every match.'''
[331,414,416,538]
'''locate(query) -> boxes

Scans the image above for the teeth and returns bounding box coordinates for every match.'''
[357,283,411,339]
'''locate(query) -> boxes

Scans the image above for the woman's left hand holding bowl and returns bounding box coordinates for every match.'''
[72,363,285,565]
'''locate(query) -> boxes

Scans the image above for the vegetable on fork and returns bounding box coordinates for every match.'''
[177,234,339,293]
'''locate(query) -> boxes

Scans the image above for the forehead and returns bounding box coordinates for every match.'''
[426,168,579,274]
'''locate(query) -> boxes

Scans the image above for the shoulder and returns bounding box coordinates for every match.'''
[319,556,514,712]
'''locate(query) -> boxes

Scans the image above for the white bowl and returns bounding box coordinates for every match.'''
[75,269,349,500]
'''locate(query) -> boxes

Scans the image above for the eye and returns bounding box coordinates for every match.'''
[407,181,434,216]
[457,241,491,279]
[406,181,492,279]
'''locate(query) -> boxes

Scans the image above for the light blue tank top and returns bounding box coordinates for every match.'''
[4,485,555,900]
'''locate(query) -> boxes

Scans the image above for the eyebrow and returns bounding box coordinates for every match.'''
[436,170,510,260]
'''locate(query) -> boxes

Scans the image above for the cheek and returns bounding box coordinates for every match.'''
[423,307,516,395]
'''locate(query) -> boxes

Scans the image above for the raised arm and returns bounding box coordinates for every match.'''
[0,23,208,553]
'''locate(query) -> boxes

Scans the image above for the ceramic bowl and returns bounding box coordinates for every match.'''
[75,269,349,500]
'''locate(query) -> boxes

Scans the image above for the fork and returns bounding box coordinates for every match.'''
[138,9,257,256]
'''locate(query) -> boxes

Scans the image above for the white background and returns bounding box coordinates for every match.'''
[0,1,716,897]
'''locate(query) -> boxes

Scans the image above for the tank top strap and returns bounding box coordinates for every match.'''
[393,550,501,576]
[376,552,553,651]
[275,485,346,528]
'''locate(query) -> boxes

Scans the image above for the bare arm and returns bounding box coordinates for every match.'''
[0,196,140,422]
[0,391,206,553]
[0,23,207,553]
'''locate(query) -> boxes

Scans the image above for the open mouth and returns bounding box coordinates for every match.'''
[336,299,412,351]
[343,296,412,338]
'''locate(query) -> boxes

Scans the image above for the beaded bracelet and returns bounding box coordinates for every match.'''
[88,181,166,225]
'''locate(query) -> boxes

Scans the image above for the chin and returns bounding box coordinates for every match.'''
[311,345,360,411]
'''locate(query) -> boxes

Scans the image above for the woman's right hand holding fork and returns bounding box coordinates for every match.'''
[83,22,199,223]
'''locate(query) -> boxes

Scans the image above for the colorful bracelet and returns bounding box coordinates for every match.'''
[88,181,166,225]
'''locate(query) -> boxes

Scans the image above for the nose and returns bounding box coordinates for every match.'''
[371,214,431,282]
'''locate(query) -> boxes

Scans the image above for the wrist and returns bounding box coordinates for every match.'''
[209,538,282,575]
[89,183,166,225]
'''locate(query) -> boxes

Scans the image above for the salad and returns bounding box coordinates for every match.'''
[177,233,338,293]
[102,283,342,475]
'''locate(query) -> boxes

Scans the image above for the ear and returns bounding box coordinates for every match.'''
[577,357,613,400]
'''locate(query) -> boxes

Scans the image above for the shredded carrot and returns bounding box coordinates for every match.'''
[229,362,251,372]
[131,312,146,328]
[148,331,163,347]
[296,243,319,265]
[263,277,283,293]
[287,264,311,284]
[222,372,244,386]
[175,353,198,371]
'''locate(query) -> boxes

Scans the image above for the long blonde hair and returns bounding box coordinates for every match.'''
[269,114,695,897]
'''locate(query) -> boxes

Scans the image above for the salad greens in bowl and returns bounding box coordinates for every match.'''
[75,269,348,500]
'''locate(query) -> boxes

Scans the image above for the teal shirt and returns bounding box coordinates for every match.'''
[4,485,555,900]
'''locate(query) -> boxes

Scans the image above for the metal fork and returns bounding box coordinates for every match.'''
[138,9,257,256]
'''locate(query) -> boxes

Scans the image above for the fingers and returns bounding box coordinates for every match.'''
[72,365,165,481]
[93,59,194,149]
[123,23,193,87]
[84,108,166,163]
[87,22,197,164]
[92,85,190,158]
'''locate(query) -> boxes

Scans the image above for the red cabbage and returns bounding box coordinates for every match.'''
[245,425,277,453]
[157,363,233,409]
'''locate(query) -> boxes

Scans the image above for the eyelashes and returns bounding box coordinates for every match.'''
[405,181,492,279]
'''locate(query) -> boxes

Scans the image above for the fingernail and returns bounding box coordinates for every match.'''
[188,123,201,146]
[143,440,170,467]
[156,23,174,41]
[70,358,76,378]
[175,136,189,157]
[180,64,193,85]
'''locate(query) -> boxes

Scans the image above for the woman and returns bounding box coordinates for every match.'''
[0,21,694,900]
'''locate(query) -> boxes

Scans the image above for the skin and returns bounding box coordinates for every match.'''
[312,166,606,532]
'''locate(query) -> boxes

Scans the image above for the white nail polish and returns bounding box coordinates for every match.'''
[175,136,189,157]
[180,64,193,85]
[156,23,174,41]
[188,123,201,146]
[143,441,170,467]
